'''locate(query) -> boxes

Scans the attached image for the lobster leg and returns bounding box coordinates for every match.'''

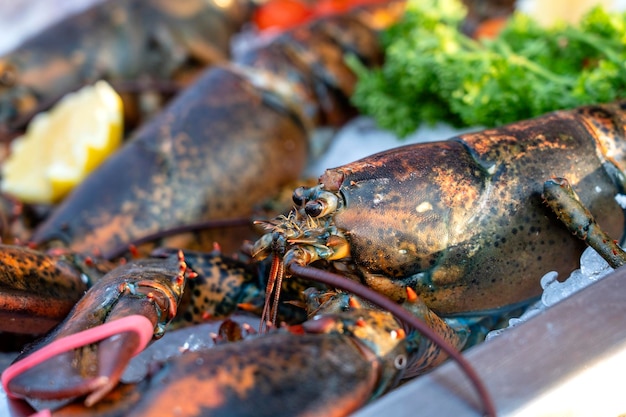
[3,251,189,406]
[543,177,626,268]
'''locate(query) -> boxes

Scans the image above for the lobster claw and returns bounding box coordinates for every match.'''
[2,315,154,408]
[0,244,114,335]
[1,251,189,407]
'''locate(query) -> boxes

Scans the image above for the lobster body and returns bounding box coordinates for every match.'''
[0,0,255,126]
[315,103,626,314]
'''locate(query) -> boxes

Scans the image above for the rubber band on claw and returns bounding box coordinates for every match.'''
[29,410,52,417]
[1,314,154,399]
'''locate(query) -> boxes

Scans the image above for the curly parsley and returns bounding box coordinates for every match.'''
[349,0,626,137]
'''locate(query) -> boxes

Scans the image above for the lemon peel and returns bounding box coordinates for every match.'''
[1,80,123,204]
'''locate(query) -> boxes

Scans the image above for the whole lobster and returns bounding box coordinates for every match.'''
[247,101,626,409]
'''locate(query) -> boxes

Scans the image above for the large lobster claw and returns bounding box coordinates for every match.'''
[2,251,190,407]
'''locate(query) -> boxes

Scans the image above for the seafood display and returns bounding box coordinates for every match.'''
[5,99,626,415]
[2,0,626,416]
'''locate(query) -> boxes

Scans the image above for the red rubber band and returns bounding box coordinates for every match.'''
[28,410,51,417]
[1,315,154,399]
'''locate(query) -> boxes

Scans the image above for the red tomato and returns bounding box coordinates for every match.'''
[314,0,352,15]
[253,0,313,31]
[254,0,388,32]
[314,0,386,15]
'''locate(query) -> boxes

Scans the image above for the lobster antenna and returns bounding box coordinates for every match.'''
[259,255,283,333]
[102,217,252,260]
[270,258,285,326]
[288,263,497,417]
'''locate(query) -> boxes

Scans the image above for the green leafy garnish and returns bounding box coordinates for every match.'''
[350,0,626,137]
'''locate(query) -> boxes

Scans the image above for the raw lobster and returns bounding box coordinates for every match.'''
[9,4,626,417]
[27,1,402,259]
[252,101,626,375]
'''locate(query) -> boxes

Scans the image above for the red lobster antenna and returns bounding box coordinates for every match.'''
[259,255,285,332]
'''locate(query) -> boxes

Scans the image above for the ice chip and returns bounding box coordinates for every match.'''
[485,328,506,340]
[181,333,211,352]
[540,271,559,290]
[485,301,544,340]
[580,247,612,279]
[542,269,588,307]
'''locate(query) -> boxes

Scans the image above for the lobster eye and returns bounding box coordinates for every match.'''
[304,191,338,218]
[292,187,307,206]
[304,200,323,217]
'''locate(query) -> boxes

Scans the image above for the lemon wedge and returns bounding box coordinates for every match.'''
[1,80,123,204]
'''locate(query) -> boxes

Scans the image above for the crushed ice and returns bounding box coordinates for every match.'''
[486,243,619,340]
[487,194,626,339]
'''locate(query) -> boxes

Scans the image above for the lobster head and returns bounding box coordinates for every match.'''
[252,184,350,268]
[251,184,351,328]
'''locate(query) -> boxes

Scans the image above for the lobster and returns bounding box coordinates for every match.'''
[4,258,481,417]
[0,0,256,134]
[23,1,403,259]
[4,2,626,416]
[7,100,626,417]
[0,242,318,410]
[244,101,626,412]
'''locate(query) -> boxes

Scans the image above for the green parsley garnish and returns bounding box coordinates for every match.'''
[349,0,626,137]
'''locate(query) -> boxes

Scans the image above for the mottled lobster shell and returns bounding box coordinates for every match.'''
[319,103,626,314]
[31,66,309,255]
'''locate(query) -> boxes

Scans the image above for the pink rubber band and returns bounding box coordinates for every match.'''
[28,410,51,417]
[1,314,154,399]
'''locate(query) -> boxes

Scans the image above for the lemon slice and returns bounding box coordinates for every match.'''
[1,81,123,204]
